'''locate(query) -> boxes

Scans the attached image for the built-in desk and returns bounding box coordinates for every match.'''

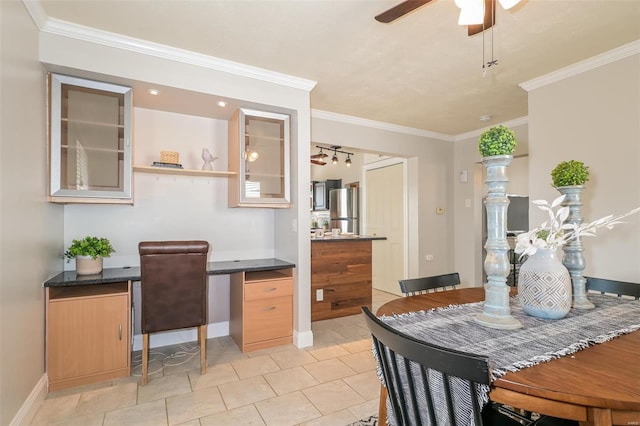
[43,258,295,391]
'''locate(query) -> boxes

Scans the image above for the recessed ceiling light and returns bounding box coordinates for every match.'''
[480,115,492,122]
[147,89,160,96]
[217,101,227,107]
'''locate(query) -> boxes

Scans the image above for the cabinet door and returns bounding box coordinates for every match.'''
[47,293,129,382]
[49,73,133,203]
[313,181,327,210]
[229,108,290,207]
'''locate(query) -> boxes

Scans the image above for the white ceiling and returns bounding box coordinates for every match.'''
[37,0,640,136]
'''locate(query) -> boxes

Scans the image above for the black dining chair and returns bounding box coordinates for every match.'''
[138,240,210,385]
[585,276,640,299]
[399,272,460,296]
[362,306,578,426]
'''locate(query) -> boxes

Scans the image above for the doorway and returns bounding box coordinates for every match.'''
[364,159,407,296]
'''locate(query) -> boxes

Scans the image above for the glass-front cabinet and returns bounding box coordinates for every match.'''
[48,74,133,204]
[228,108,290,208]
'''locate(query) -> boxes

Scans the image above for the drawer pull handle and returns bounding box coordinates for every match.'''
[264,288,278,292]
[263,306,276,311]
[118,323,122,340]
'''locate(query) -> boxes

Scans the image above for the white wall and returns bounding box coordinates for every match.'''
[0,2,64,424]
[526,53,640,281]
[312,115,455,282]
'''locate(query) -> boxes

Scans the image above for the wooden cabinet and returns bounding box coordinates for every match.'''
[311,240,372,321]
[230,268,293,352]
[48,73,133,204]
[46,282,131,391]
[228,108,291,208]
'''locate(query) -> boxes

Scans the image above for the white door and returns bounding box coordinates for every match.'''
[365,162,405,296]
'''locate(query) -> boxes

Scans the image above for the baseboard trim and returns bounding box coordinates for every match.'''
[294,329,314,348]
[9,374,47,426]
[131,321,229,351]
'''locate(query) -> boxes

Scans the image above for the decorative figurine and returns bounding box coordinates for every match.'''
[201,148,218,171]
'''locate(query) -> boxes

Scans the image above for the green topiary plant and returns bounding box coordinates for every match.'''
[64,236,115,262]
[551,160,590,187]
[478,125,517,157]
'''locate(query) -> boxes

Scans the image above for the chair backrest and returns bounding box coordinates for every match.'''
[361,306,490,426]
[585,276,640,300]
[139,240,209,334]
[399,273,460,296]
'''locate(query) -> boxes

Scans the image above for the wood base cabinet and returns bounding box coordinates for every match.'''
[230,269,293,352]
[46,282,131,391]
[311,240,372,321]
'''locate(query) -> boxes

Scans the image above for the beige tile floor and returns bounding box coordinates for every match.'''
[31,289,399,426]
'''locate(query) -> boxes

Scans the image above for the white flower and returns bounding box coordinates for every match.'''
[514,195,640,258]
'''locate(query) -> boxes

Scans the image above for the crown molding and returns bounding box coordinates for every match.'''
[311,109,454,142]
[23,1,317,92]
[520,39,640,92]
[453,116,529,142]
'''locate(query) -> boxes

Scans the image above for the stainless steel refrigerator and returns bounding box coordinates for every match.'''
[329,188,359,234]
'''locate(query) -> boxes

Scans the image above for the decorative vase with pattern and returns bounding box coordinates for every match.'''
[518,248,572,319]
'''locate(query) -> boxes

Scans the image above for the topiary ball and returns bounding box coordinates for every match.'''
[478,125,517,157]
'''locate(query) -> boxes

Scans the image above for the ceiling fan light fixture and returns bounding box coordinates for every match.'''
[457,0,485,25]
[498,0,520,9]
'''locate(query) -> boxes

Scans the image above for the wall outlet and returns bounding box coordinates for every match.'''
[316,289,324,301]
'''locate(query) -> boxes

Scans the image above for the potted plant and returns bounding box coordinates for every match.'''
[551,160,590,188]
[478,125,517,157]
[65,236,115,275]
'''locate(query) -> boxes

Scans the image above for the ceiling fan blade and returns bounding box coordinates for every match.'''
[375,0,433,23]
[468,0,496,36]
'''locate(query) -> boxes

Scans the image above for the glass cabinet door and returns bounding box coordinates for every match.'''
[229,108,290,207]
[49,74,133,203]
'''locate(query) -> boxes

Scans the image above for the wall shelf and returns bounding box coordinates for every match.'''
[133,165,236,178]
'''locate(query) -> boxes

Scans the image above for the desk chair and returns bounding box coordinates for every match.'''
[399,272,460,296]
[585,276,640,299]
[138,240,209,385]
[362,307,578,426]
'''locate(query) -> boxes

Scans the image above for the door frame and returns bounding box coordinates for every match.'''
[361,157,409,281]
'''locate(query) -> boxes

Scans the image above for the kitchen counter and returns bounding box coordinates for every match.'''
[311,237,383,321]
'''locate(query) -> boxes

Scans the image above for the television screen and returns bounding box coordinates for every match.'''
[507,195,529,233]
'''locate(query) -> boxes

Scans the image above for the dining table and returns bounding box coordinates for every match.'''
[374,287,640,426]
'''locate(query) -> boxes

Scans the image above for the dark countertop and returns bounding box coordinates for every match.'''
[44,258,295,287]
[311,235,386,242]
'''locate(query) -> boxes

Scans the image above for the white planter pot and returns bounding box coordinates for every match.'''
[75,255,103,275]
[518,248,572,319]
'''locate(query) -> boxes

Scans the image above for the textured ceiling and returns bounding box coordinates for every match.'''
[38,0,640,136]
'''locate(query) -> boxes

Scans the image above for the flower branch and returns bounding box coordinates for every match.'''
[515,195,640,258]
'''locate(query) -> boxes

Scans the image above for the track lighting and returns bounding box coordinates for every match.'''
[310,145,354,166]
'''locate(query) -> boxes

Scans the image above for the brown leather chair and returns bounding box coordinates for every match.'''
[138,240,209,385]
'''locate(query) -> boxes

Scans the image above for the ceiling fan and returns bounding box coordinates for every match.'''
[375,0,518,36]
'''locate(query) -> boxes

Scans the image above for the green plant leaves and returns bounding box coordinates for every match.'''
[64,236,115,260]
[478,125,517,157]
[551,160,590,187]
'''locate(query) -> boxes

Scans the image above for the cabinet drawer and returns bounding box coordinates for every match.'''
[244,297,292,343]
[245,279,293,301]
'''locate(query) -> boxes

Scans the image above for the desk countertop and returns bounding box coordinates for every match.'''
[44,258,295,287]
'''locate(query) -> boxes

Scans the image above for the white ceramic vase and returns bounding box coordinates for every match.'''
[75,255,103,275]
[518,248,572,319]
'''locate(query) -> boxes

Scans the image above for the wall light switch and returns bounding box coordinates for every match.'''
[459,169,468,183]
[316,289,324,302]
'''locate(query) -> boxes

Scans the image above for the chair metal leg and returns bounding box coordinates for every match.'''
[141,333,149,386]
[199,324,207,375]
